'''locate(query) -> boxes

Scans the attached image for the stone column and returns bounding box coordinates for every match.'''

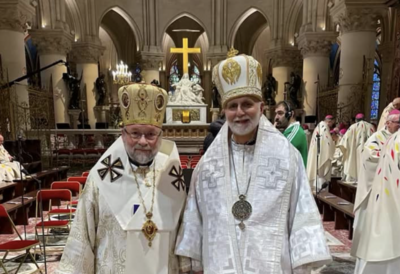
[141,51,162,84]
[70,42,104,129]
[30,29,73,126]
[265,48,302,103]
[378,43,394,110]
[297,32,337,118]
[331,4,385,121]
[0,1,35,106]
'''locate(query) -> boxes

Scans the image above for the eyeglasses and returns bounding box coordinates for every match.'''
[123,128,162,141]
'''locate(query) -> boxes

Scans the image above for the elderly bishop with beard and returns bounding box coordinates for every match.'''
[57,83,187,274]
[175,49,331,274]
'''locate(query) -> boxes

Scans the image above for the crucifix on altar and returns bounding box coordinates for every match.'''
[170,38,201,74]
[166,38,207,125]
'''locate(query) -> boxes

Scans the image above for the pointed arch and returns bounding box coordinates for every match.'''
[65,0,84,41]
[228,8,270,48]
[98,6,142,51]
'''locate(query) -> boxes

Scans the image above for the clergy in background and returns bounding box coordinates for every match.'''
[377,97,400,130]
[337,113,375,182]
[175,50,331,274]
[56,83,187,274]
[274,101,308,167]
[0,134,23,181]
[353,115,400,273]
[351,109,400,273]
[306,115,336,192]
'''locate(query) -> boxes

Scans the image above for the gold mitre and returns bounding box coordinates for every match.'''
[212,47,263,107]
[118,83,168,128]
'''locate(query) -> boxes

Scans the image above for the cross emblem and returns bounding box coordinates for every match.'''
[256,158,288,189]
[169,165,185,192]
[134,85,152,117]
[97,155,124,182]
[170,38,201,74]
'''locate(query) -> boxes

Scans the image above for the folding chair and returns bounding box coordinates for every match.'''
[49,182,81,220]
[0,205,42,274]
[81,171,90,177]
[35,190,72,249]
[67,177,87,207]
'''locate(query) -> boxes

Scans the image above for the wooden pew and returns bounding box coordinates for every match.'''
[0,166,70,234]
[317,190,355,239]
[0,190,37,234]
[329,179,357,203]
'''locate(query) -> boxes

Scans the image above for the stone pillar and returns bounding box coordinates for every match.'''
[30,29,73,126]
[378,43,394,111]
[331,3,385,121]
[265,48,302,103]
[297,32,337,117]
[0,1,35,106]
[141,51,162,84]
[70,42,104,129]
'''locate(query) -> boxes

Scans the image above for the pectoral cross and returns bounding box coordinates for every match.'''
[170,38,201,74]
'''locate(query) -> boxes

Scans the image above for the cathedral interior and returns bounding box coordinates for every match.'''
[1,0,400,273]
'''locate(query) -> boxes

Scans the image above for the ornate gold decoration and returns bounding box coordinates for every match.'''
[257,63,262,84]
[170,38,201,74]
[222,58,241,85]
[227,47,239,58]
[118,83,168,127]
[181,110,191,123]
[131,161,158,247]
[172,109,200,121]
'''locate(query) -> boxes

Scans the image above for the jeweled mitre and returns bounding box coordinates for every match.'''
[212,49,263,107]
[118,83,168,128]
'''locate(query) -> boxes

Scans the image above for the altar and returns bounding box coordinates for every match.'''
[166,104,208,125]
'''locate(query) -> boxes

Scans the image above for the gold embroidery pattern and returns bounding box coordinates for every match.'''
[222,58,241,85]
[221,86,262,107]
[135,85,152,117]
[172,109,200,121]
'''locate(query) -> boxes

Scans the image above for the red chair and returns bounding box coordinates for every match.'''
[35,190,72,247]
[0,205,42,274]
[192,155,202,161]
[82,171,90,177]
[181,164,188,169]
[67,176,87,185]
[50,182,81,218]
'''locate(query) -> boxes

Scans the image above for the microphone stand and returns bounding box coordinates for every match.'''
[23,171,48,274]
[316,132,321,195]
[17,135,27,239]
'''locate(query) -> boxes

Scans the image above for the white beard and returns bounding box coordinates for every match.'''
[228,113,260,136]
[123,137,162,164]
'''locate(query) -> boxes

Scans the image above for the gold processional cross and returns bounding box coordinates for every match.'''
[170,38,201,74]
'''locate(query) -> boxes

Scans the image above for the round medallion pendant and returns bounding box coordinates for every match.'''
[232,196,252,221]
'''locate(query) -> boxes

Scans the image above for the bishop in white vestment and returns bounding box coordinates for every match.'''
[337,114,375,182]
[56,83,187,274]
[377,97,400,130]
[352,110,400,273]
[176,51,331,274]
[0,134,23,181]
[306,116,336,192]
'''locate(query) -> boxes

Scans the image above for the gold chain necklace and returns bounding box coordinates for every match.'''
[131,161,158,247]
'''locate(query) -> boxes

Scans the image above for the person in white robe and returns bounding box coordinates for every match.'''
[377,97,400,130]
[56,83,187,274]
[351,110,400,274]
[306,115,336,192]
[352,114,400,274]
[337,113,375,182]
[175,50,331,274]
[0,134,23,181]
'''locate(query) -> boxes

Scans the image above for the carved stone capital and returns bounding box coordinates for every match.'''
[0,0,35,32]
[265,47,302,68]
[330,2,386,33]
[297,32,337,58]
[29,29,73,55]
[70,42,105,64]
[207,52,228,71]
[139,51,163,70]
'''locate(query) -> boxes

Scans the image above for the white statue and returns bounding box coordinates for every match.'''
[168,73,205,105]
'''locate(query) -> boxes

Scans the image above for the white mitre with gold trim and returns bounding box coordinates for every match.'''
[212,48,263,107]
[118,82,168,128]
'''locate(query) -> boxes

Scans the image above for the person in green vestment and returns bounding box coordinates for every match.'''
[274,101,308,167]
